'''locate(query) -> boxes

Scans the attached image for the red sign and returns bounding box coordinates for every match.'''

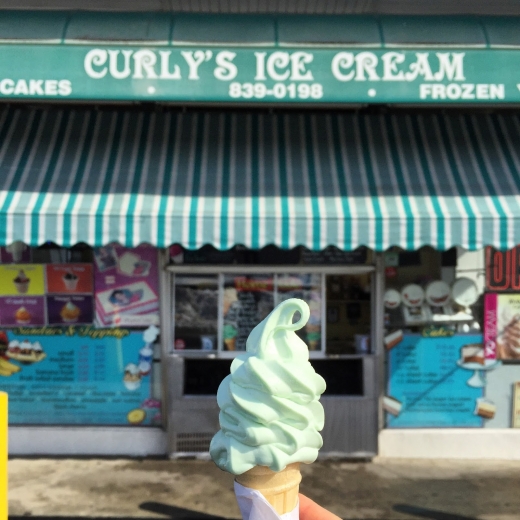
[385,267,397,278]
[486,246,520,292]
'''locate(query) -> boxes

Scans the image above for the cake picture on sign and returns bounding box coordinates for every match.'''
[498,314,520,360]
[210,298,325,518]
[474,398,496,420]
[457,342,499,388]
[94,246,159,328]
[461,344,485,365]
[96,281,159,327]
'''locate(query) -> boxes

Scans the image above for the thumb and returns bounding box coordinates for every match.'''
[299,493,342,520]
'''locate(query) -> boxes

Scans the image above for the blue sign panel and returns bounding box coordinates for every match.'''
[0,326,161,425]
[387,334,485,428]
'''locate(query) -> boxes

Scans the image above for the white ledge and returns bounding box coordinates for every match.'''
[379,429,520,460]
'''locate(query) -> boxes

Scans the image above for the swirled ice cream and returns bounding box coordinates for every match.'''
[210,298,326,475]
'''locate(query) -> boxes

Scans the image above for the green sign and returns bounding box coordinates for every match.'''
[0,45,518,103]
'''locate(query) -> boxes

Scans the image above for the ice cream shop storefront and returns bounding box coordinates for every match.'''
[2,12,520,458]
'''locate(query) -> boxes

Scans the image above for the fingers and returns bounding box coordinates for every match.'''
[299,493,342,520]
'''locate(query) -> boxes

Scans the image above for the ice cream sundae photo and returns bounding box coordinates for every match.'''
[123,363,142,391]
[210,298,325,516]
[5,241,27,263]
[497,313,520,360]
[62,270,79,291]
[14,306,31,324]
[13,269,30,294]
[60,301,81,323]
[6,339,46,364]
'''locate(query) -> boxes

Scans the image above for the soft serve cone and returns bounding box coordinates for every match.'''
[210,298,326,517]
[235,461,301,515]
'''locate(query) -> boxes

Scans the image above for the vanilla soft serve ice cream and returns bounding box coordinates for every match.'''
[210,298,326,476]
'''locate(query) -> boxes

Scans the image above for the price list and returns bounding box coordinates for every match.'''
[2,328,152,425]
[388,334,483,428]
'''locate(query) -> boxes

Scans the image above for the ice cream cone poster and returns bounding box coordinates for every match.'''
[46,295,93,325]
[46,264,93,294]
[0,297,45,326]
[484,293,520,360]
[0,265,44,296]
[0,242,31,264]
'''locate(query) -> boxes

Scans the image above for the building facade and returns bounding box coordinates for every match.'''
[1,5,520,458]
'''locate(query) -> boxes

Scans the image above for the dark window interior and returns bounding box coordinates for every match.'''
[183,358,363,396]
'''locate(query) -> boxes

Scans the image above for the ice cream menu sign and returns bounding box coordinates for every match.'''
[386,334,484,427]
[0,265,46,326]
[0,326,160,425]
[0,264,94,326]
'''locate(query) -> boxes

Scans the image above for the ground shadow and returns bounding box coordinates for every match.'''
[140,501,228,520]
[9,504,228,520]
[394,504,477,520]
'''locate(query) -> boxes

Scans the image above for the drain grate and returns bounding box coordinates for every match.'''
[175,432,213,452]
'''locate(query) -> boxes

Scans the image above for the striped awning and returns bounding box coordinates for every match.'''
[1,106,520,251]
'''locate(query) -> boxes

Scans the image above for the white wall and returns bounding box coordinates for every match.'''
[9,426,167,456]
[379,429,520,459]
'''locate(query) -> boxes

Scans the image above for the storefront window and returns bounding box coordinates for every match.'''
[380,247,520,429]
[174,275,219,351]
[223,274,274,351]
[326,274,372,355]
[0,243,163,426]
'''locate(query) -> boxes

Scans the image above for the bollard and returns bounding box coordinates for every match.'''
[0,392,6,520]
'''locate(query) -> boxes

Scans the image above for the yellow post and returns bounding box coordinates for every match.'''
[0,392,7,520]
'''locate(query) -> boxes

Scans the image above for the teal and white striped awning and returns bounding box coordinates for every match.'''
[1,106,520,251]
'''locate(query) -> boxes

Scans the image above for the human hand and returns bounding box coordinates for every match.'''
[299,493,342,520]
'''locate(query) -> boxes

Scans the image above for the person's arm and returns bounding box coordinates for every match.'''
[299,493,342,520]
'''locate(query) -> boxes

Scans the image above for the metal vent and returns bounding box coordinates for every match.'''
[175,432,213,452]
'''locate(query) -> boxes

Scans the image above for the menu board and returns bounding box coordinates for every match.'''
[0,326,160,425]
[387,334,484,427]
[223,275,274,351]
[46,264,93,294]
[277,273,322,350]
[94,245,159,327]
[0,265,45,296]
[0,263,94,327]
[0,265,45,327]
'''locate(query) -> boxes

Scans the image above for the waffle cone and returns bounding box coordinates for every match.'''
[235,463,301,515]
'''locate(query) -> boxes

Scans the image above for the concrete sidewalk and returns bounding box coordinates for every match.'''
[8,457,520,520]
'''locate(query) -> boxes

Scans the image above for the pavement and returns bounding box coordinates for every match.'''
[8,457,520,520]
